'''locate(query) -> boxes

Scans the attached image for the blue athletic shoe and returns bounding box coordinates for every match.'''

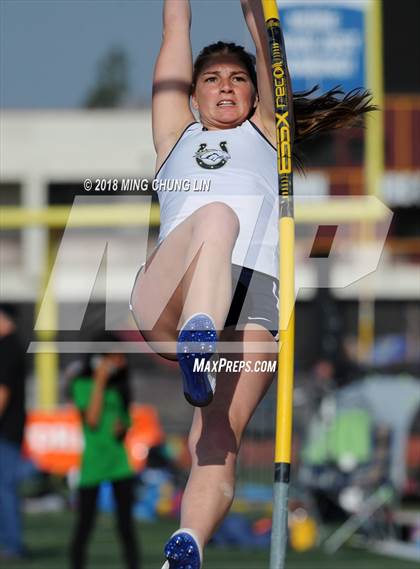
[162,529,203,569]
[177,313,217,407]
[161,530,202,569]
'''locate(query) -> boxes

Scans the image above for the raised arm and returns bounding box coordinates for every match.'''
[152,0,195,166]
[84,361,109,429]
[241,0,276,142]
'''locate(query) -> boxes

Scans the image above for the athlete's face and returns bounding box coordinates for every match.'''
[192,56,257,130]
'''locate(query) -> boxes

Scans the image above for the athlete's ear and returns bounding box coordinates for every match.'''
[191,92,199,110]
[253,92,259,108]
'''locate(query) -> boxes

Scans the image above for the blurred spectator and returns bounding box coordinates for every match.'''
[69,333,141,569]
[312,288,362,391]
[337,374,420,491]
[0,304,27,561]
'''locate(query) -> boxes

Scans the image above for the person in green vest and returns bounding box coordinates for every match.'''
[69,335,141,569]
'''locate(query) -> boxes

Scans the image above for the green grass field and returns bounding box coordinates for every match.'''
[3,512,416,569]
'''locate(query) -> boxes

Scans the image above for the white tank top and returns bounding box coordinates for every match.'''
[155,120,279,278]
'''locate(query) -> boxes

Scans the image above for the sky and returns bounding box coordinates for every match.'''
[0,0,249,108]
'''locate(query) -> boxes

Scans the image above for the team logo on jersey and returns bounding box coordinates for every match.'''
[194,141,230,169]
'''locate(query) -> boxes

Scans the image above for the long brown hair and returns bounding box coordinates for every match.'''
[293,85,376,145]
[193,42,377,150]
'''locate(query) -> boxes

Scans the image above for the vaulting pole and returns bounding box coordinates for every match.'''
[261,1,295,567]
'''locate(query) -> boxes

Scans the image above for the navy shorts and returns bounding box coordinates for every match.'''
[224,264,279,339]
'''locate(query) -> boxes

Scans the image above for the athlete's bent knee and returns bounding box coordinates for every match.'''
[194,202,240,239]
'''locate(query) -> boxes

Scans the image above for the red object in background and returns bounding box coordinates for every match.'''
[23,404,164,476]
[405,435,420,496]
[23,407,82,475]
[125,405,164,471]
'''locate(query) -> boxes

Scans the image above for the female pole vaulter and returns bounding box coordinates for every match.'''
[130,1,375,567]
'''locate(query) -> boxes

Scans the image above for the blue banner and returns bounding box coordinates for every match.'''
[280,2,366,93]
